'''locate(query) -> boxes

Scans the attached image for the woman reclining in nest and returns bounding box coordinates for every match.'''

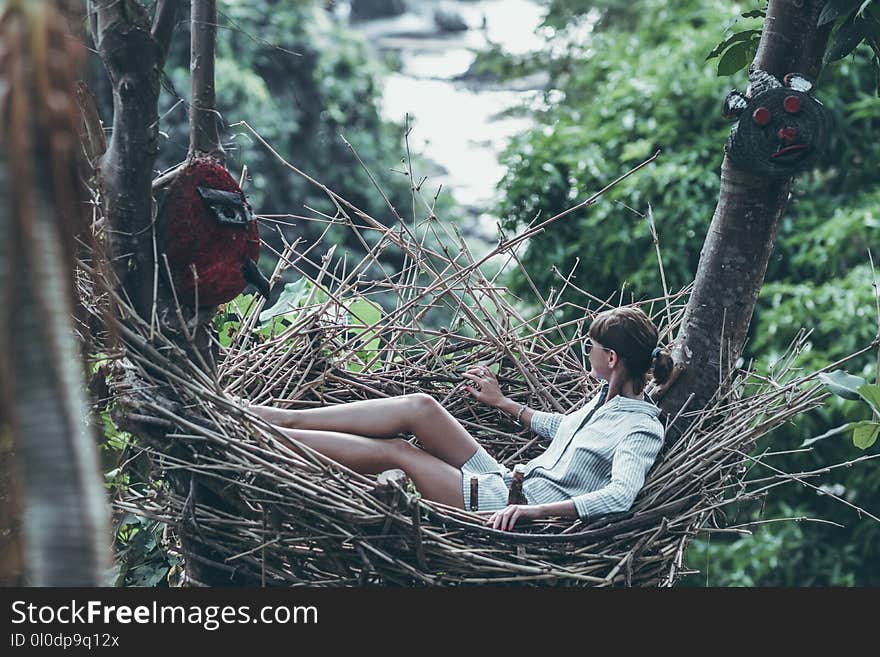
[245,306,673,531]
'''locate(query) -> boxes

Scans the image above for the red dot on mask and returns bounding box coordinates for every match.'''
[784,95,801,113]
[752,107,771,126]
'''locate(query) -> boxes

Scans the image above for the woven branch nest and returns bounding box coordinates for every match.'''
[79,149,835,587]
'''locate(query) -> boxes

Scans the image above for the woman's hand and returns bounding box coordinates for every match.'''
[462,365,506,408]
[486,504,544,531]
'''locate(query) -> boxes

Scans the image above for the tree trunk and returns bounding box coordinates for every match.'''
[0,0,110,585]
[88,0,181,323]
[0,425,23,585]
[658,0,832,424]
[89,0,240,586]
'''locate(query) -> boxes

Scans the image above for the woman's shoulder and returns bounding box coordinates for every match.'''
[635,415,665,441]
[617,400,664,440]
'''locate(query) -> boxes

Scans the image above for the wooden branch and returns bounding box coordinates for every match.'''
[189,0,225,162]
[74,81,106,164]
[151,0,183,62]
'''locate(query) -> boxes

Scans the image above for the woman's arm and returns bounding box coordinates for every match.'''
[494,396,534,426]
[487,427,664,530]
[568,428,664,521]
[462,366,563,437]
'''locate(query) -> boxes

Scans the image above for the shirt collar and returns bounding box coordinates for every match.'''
[596,380,661,418]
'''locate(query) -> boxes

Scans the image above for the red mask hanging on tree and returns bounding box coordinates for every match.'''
[159,157,270,307]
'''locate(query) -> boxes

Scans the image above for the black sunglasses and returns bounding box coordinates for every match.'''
[584,337,613,355]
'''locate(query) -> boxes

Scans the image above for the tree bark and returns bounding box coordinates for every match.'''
[189,0,225,162]
[0,425,23,585]
[89,0,238,586]
[88,0,181,322]
[0,0,110,585]
[658,0,832,424]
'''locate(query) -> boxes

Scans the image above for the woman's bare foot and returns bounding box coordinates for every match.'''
[228,392,303,428]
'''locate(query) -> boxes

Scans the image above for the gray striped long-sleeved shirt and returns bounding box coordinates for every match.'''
[519,381,664,521]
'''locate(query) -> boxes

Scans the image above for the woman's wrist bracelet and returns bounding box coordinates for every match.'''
[515,404,527,426]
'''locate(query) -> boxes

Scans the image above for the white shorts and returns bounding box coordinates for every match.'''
[460,445,529,511]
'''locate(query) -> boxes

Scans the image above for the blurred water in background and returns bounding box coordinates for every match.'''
[339,0,549,237]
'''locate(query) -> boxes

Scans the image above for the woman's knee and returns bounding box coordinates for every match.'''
[406,393,441,418]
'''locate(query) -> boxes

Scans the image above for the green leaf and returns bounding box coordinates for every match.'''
[801,422,852,447]
[259,278,310,323]
[706,30,758,61]
[818,0,862,26]
[741,9,766,18]
[717,41,752,76]
[824,14,870,63]
[256,316,287,339]
[347,296,381,329]
[218,320,240,348]
[857,383,880,415]
[347,297,382,350]
[851,420,880,449]
[818,370,867,400]
[228,293,255,318]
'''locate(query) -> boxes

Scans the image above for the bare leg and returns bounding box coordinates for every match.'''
[278,427,465,508]
[250,394,480,468]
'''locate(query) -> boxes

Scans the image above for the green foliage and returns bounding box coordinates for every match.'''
[704,1,880,83]
[819,369,868,400]
[258,279,326,324]
[93,369,178,587]
[215,281,386,372]
[498,0,747,308]
[749,265,877,371]
[705,7,763,77]
[822,0,880,81]
[804,374,880,449]
[112,514,181,588]
[345,296,383,373]
[680,505,864,587]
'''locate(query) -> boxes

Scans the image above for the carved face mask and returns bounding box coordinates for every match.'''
[722,71,831,178]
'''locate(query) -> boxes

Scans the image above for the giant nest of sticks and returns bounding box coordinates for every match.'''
[78,145,839,587]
